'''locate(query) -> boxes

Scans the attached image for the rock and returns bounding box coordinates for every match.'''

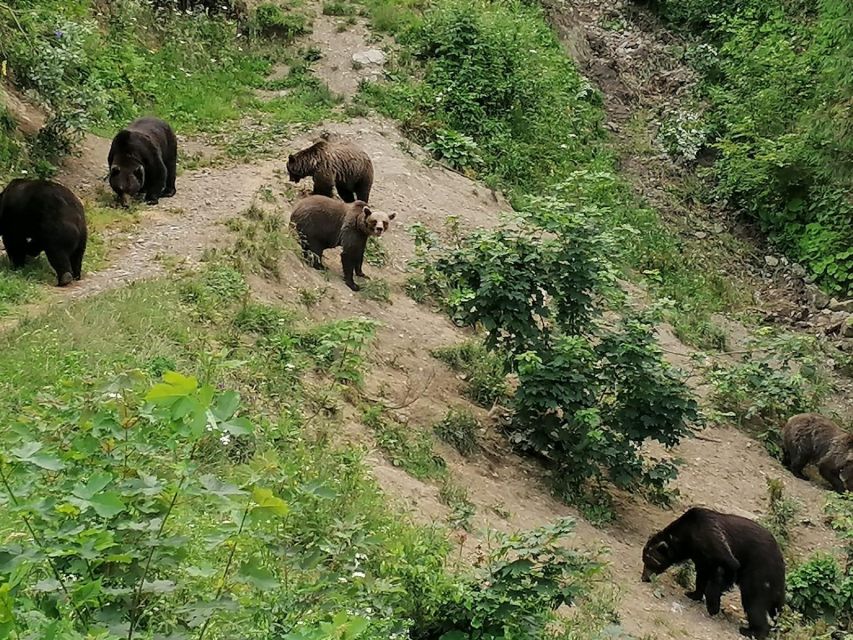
[829,298,853,313]
[352,49,386,66]
[790,263,807,278]
[765,255,779,267]
[845,316,853,338]
[806,285,831,309]
[693,231,707,239]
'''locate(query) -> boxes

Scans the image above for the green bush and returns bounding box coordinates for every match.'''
[434,407,479,456]
[787,553,853,627]
[649,0,853,295]
[432,340,508,407]
[251,3,310,40]
[412,193,699,498]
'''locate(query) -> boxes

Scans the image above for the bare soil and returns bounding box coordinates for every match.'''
[2,6,850,640]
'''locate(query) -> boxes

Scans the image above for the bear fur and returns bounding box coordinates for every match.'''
[641,506,785,639]
[782,413,853,493]
[0,179,88,286]
[290,195,394,291]
[108,117,178,206]
[287,134,374,203]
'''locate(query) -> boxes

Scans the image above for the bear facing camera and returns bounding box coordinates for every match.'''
[641,506,785,639]
[108,116,178,206]
[290,195,395,291]
[0,178,88,286]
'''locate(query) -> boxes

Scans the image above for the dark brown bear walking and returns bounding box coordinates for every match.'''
[287,134,374,203]
[782,413,853,493]
[290,195,394,291]
[0,179,88,286]
[108,116,178,206]
[641,506,785,639]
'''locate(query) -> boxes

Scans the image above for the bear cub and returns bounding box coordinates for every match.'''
[0,179,88,286]
[642,506,785,639]
[290,195,394,291]
[108,116,178,206]
[782,413,853,493]
[287,134,374,203]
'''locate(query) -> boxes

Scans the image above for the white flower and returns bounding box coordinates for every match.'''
[352,571,365,579]
[220,434,231,446]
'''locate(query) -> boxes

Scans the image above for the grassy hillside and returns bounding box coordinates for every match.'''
[646,0,853,296]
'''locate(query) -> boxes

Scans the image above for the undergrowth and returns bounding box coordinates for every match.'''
[649,0,853,295]
[357,0,748,348]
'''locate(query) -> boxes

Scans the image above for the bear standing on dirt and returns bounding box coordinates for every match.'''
[641,506,785,639]
[782,413,853,493]
[0,179,88,286]
[290,195,394,291]
[287,134,374,203]
[108,116,177,206]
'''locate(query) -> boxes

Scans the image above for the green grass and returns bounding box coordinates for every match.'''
[355,0,753,348]
[432,340,507,407]
[361,404,446,480]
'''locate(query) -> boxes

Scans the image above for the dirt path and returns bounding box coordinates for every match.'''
[5,7,848,640]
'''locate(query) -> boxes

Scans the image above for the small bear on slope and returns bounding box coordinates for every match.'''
[642,506,785,639]
[290,195,394,291]
[287,134,374,203]
[108,116,178,206]
[782,413,853,493]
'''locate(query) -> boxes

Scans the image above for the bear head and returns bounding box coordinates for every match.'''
[355,201,395,238]
[641,533,681,582]
[110,159,145,205]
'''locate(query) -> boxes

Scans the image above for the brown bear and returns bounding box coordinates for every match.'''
[108,116,177,206]
[0,179,88,286]
[287,134,374,203]
[782,413,853,493]
[290,195,394,291]
[641,507,785,639]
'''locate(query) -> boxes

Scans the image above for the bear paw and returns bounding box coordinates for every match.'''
[684,590,703,601]
[58,272,73,287]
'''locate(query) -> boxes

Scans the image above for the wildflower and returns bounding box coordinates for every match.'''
[220,433,231,446]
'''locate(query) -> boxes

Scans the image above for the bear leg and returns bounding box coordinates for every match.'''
[341,250,360,291]
[355,180,372,203]
[740,592,771,639]
[336,185,355,203]
[686,562,710,601]
[818,458,846,493]
[163,151,177,198]
[44,247,74,287]
[71,240,86,281]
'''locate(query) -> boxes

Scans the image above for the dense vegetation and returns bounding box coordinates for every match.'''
[647,0,853,296]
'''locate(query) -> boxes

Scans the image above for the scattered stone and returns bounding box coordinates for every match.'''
[790,263,807,278]
[806,285,831,309]
[352,49,386,66]
[829,298,853,313]
[845,317,853,338]
[765,255,779,267]
[711,223,725,234]
[693,231,707,239]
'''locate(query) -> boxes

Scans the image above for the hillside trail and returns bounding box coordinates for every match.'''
[3,6,848,640]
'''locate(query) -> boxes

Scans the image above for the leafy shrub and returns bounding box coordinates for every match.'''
[787,553,852,627]
[251,3,310,40]
[362,404,446,480]
[432,340,507,407]
[650,0,853,294]
[322,0,357,16]
[760,477,799,551]
[412,194,699,497]
[434,407,479,457]
[420,519,603,638]
[299,318,377,386]
[424,128,483,172]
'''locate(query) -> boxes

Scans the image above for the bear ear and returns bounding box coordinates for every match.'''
[362,206,373,218]
[653,540,669,553]
[388,212,397,220]
[288,154,294,162]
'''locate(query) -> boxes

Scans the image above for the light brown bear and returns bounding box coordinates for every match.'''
[782,413,853,493]
[290,195,394,291]
[287,134,374,203]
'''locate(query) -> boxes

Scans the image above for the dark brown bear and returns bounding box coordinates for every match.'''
[641,507,785,639]
[108,117,177,206]
[782,413,853,493]
[290,195,394,291]
[0,179,88,286]
[287,134,374,203]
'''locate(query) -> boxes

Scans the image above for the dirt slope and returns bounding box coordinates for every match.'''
[3,8,848,640]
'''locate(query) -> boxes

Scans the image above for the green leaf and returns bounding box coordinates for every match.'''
[74,472,113,500]
[301,480,338,500]
[89,492,126,518]
[213,390,241,421]
[141,579,177,594]
[237,560,279,590]
[221,417,253,436]
[199,474,246,498]
[11,442,64,471]
[251,487,289,518]
[146,371,198,403]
